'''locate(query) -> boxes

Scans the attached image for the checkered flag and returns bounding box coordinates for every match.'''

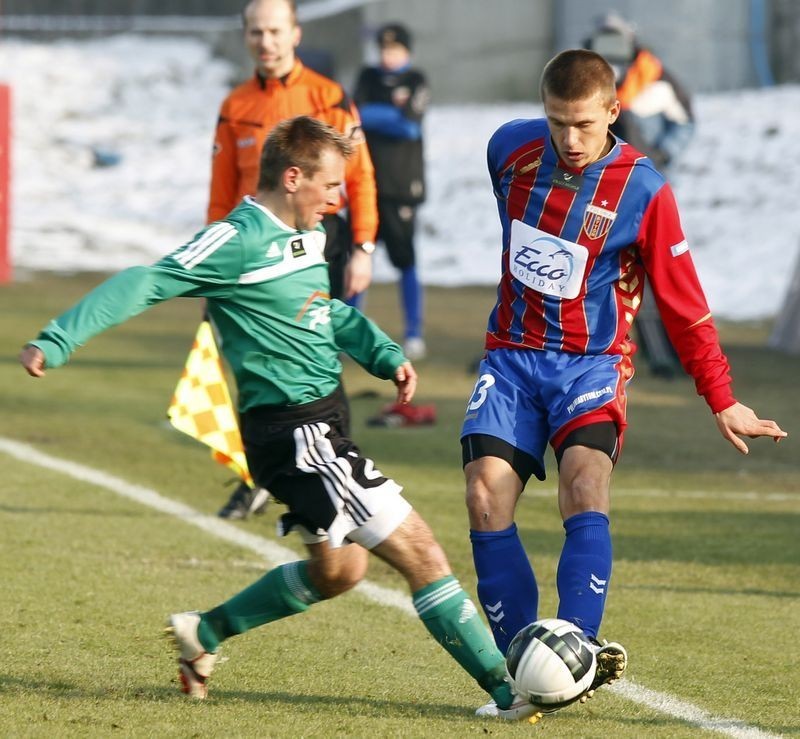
[167,321,253,486]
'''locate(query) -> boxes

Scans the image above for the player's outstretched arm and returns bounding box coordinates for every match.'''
[393,361,417,405]
[714,401,787,455]
[20,345,46,378]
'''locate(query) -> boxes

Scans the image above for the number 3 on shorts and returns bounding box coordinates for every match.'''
[467,373,496,411]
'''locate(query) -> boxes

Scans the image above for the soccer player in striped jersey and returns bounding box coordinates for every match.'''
[463,49,787,720]
[20,116,523,716]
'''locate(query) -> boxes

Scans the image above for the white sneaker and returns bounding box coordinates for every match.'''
[475,696,544,722]
[403,336,426,361]
[165,611,218,699]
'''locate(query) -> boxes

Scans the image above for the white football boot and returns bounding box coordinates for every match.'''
[165,611,219,699]
[475,695,547,722]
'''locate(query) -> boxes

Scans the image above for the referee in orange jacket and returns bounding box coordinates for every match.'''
[208,0,378,301]
[206,0,379,519]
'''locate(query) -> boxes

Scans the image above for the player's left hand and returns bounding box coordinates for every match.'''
[714,401,787,455]
[344,248,372,299]
[393,361,417,404]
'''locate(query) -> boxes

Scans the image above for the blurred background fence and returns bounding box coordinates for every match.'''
[2,0,799,102]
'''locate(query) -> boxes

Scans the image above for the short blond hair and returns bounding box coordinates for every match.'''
[258,116,353,191]
[540,49,617,105]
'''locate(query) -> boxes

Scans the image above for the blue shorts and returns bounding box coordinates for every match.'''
[461,347,633,477]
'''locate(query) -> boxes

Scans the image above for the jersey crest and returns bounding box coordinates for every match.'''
[582,203,618,240]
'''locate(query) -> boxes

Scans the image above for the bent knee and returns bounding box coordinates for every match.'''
[465,459,519,530]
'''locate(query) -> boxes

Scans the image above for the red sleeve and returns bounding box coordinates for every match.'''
[206,98,240,224]
[637,185,736,413]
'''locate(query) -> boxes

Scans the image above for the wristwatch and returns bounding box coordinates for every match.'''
[354,241,376,255]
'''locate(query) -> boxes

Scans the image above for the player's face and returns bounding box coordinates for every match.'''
[243,0,301,79]
[544,91,620,170]
[292,148,345,231]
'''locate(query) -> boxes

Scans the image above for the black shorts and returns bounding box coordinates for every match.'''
[240,386,411,548]
[377,199,417,269]
[462,421,619,487]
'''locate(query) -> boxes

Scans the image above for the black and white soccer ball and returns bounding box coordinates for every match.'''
[505,618,597,711]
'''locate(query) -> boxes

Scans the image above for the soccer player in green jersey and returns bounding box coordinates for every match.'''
[20,116,523,716]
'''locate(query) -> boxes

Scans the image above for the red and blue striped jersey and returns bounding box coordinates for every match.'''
[484,117,734,412]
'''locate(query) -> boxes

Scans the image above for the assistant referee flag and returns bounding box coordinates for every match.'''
[167,321,252,486]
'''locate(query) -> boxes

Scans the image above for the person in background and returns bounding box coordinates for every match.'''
[585,11,693,378]
[354,23,430,360]
[585,11,694,175]
[20,116,523,718]
[208,0,380,519]
[209,0,378,302]
[462,49,786,721]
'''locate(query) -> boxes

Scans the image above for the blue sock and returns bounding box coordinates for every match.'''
[470,524,538,654]
[399,266,422,339]
[556,511,612,639]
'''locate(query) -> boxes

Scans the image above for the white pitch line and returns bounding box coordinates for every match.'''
[0,437,413,616]
[0,436,782,737]
[610,681,782,739]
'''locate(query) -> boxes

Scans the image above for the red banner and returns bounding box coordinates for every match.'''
[0,84,11,283]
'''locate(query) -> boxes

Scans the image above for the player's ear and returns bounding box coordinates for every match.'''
[293,24,302,49]
[608,99,620,125]
[283,165,302,193]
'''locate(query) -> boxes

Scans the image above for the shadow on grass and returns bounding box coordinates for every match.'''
[617,582,800,599]
[0,674,471,720]
[6,675,792,736]
[612,509,800,567]
[184,688,472,719]
[518,509,800,568]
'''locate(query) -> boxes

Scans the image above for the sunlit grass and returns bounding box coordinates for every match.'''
[1,273,798,736]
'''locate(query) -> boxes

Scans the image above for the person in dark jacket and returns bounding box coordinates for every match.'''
[354,23,430,360]
[585,12,692,378]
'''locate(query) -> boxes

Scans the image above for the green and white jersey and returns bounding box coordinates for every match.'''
[32,197,405,410]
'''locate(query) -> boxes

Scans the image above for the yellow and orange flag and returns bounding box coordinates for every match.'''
[167,321,253,486]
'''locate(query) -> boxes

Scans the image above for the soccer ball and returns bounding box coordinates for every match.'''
[505,618,597,711]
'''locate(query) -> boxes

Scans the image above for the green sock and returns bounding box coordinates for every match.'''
[413,575,514,709]
[198,560,321,652]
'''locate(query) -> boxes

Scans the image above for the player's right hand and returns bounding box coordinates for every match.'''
[714,401,787,454]
[20,345,46,377]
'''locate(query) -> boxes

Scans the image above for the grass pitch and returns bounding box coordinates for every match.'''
[1,272,798,737]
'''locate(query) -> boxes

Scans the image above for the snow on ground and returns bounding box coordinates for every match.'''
[2,36,799,319]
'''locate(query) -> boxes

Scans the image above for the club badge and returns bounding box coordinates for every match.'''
[582,203,617,239]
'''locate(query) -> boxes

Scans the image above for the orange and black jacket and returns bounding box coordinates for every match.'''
[207,60,378,245]
[615,48,693,119]
[611,48,694,168]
